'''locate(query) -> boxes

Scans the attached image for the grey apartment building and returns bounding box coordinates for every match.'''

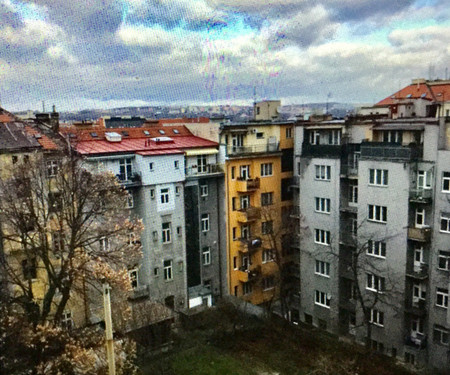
[293,79,450,372]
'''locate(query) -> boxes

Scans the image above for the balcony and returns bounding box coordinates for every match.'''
[117,172,142,187]
[128,285,149,301]
[404,334,427,349]
[237,206,261,223]
[290,175,300,189]
[407,227,431,242]
[290,206,301,219]
[227,143,280,156]
[290,236,300,250]
[301,143,343,158]
[340,164,358,178]
[340,202,358,214]
[405,298,427,316]
[239,237,262,253]
[360,142,422,161]
[236,177,260,192]
[339,298,356,312]
[237,265,261,283]
[185,163,223,177]
[339,230,357,247]
[406,263,429,280]
[409,188,432,204]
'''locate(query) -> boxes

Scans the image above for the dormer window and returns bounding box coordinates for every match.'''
[143,130,150,136]
[90,132,98,138]
[159,130,165,135]
[173,129,179,134]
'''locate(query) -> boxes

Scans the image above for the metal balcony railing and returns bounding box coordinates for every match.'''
[360,142,422,161]
[227,143,279,156]
[301,143,343,158]
[340,164,358,177]
[237,206,261,222]
[406,263,429,280]
[239,236,262,253]
[404,334,427,349]
[117,172,142,186]
[409,188,432,203]
[185,163,223,177]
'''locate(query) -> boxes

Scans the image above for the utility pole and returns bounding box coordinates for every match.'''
[103,282,116,375]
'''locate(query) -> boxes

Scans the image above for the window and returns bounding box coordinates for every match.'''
[433,326,449,346]
[260,163,273,177]
[369,169,388,186]
[438,251,450,271]
[314,229,330,245]
[366,273,385,292]
[262,276,275,290]
[315,260,330,277]
[62,311,73,330]
[367,240,386,258]
[12,155,18,164]
[243,282,252,295]
[241,225,250,239]
[149,162,154,171]
[442,172,450,192]
[162,223,171,243]
[349,181,358,204]
[150,189,155,199]
[240,165,250,179]
[160,188,169,204]
[286,127,292,138]
[232,197,236,211]
[328,130,340,145]
[52,231,64,253]
[197,155,208,173]
[126,194,134,208]
[261,192,273,206]
[240,195,249,209]
[48,192,63,213]
[163,260,173,280]
[315,290,330,308]
[384,130,402,143]
[415,208,425,227]
[256,132,264,139]
[119,158,133,181]
[231,166,235,179]
[177,226,182,236]
[262,249,275,263]
[233,256,237,269]
[413,283,426,300]
[154,267,159,277]
[99,236,110,251]
[175,186,180,195]
[262,221,273,235]
[417,170,432,189]
[440,215,450,233]
[128,268,138,289]
[369,309,384,327]
[46,160,59,177]
[436,288,448,308]
[152,231,158,241]
[22,259,37,280]
[232,227,237,240]
[202,247,211,265]
[315,197,330,213]
[201,214,210,232]
[200,184,208,197]
[309,131,320,145]
[315,165,331,180]
[174,160,179,169]
[368,205,387,223]
[411,318,424,335]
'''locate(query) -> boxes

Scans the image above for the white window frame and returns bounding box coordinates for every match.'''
[411,318,424,336]
[415,208,426,228]
[160,188,170,204]
[175,186,181,195]
[369,309,384,327]
[369,169,388,186]
[417,170,432,190]
[309,131,320,145]
[46,160,59,178]
[128,268,138,289]
[440,215,450,233]
[163,260,173,280]
[201,214,210,232]
[197,155,208,173]
[314,229,330,245]
[240,165,250,180]
[367,240,386,258]
[200,184,208,197]
[126,194,134,209]
[413,283,426,301]
[315,290,331,308]
[366,273,385,293]
[286,127,292,138]
[315,197,331,214]
[434,326,449,346]
[260,163,273,177]
[262,249,275,263]
[436,288,449,308]
[315,260,330,277]
[62,311,73,330]
[438,250,450,271]
[162,222,171,244]
[202,247,211,265]
[442,172,450,193]
[349,182,358,205]
[368,204,387,223]
[315,165,331,181]
[99,236,110,252]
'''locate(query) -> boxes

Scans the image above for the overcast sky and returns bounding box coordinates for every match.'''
[1,0,449,112]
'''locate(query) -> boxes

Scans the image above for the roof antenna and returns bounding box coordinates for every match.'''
[42,100,45,113]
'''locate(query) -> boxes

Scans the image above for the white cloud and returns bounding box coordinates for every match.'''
[0,19,65,47]
[116,24,175,49]
[46,45,77,64]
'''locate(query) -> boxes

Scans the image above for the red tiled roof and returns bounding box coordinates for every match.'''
[25,126,59,150]
[376,81,450,106]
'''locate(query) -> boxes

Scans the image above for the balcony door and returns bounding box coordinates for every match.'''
[240,165,250,180]
[232,134,244,152]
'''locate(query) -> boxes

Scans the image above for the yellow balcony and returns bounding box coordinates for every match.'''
[237,206,261,223]
[236,178,260,193]
[237,265,261,283]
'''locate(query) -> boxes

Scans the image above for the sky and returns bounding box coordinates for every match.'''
[0,0,449,112]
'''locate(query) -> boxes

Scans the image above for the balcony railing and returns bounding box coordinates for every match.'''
[128,285,149,300]
[406,263,429,280]
[360,142,422,161]
[340,164,358,178]
[405,297,426,316]
[237,206,261,223]
[301,143,343,158]
[290,175,300,189]
[407,227,431,242]
[237,265,261,283]
[409,188,432,203]
[227,143,279,156]
[239,236,262,253]
[404,334,427,349]
[236,177,260,192]
[117,172,142,186]
[185,163,223,177]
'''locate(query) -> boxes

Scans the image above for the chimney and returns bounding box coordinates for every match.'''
[50,105,59,133]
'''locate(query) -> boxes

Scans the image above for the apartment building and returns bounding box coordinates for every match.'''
[67,125,225,311]
[294,79,450,371]
[219,101,298,312]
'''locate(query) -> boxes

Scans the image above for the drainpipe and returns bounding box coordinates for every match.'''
[103,283,115,375]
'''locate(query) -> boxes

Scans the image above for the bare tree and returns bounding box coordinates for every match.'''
[0,150,142,373]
